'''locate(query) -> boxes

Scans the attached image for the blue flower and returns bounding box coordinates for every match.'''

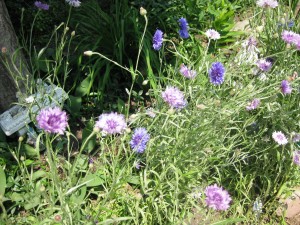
[153,29,163,51]
[209,62,225,85]
[130,128,150,153]
[178,18,189,38]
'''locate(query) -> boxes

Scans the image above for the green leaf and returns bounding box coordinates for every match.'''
[82,121,96,153]
[75,75,92,97]
[83,173,105,187]
[67,95,82,115]
[21,144,39,157]
[210,218,245,225]
[32,170,47,181]
[0,166,6,196]
[10,192,24,202]
[126,176,140,185]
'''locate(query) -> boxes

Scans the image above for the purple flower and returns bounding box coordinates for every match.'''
[178,18,189,39]
[281,30,298,44]
[293,151,300,166]
[179,64,197,79]
[130,128,150,153]
[162,86,187,109]
[246,98,260,111]
[272,131,288,145]
[95,112,127,134]
[256,0,278,8]
[153,29,163,51]
[34,1,50,10]
[36,107,68,134]
[209,62,225,85]
[66,0,81,7]
[205,184,232,211]
[205,29,220,40]
[281,80,292,95]
[292,133,300,143]
[256,59,272,72]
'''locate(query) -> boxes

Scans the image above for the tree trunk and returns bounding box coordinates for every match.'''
[0,0,28,113]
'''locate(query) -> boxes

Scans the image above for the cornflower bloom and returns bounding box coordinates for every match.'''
[293,151,300,166]
[208,62,225,85]
[179,64,197,79]
[281,80,292,95]
[246,98,260,111]
[178,18,189,39]
[292,133,300,143]
[130,127,150,153]
[205,29,220,40]
[36,107,68,134]
[95,112,127,134]
[256,0,278,8]
[34,1,50,10]
[162,86,187,109]
[272,131,288,145]
[256,59,272,72]
[66,0,81,7]
[153,29,163,51]
[205,184,232,211]
[281,30,298,44]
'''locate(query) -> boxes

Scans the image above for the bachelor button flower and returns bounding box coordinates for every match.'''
[178,18,189,39]
[205,29,220,40]
[95,112,127,135]
[162,86,187,109]
[256,59,272,72]
[281,80,292,95]
[34,1,50,10]
[36,107,68,135]
[205,184,232,211]
[153,29,163,51]
[130,127,150,153]
[292,133,300,143]
[209,62,225,85]
[281,30,298,44]
[66,0,81,7]
[246,98,260,111]
[179,64,197,79]
[293,151,300,166]
[272,131,288,145]
[256,0,278,8]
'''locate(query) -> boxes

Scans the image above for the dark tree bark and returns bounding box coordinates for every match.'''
[0,0,28,113]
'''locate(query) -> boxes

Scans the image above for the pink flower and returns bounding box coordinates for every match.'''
[179,64,197,79]
[205,29,220,40]
[205,184,232,211]
[272,131,288,145]
[246,98,260,111]
[256,59,272,72]
[257,0,278,8]
[293,151,300,166]
[95,112,127,134]
[162,86,187,109]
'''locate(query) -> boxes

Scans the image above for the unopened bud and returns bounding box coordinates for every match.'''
[20,156,25,161]
[142,80,149,85]
[126,128,131,133]
[84,51,93,56]
[40,186,46,192]
[256,26,263,32]
[93,126,100,133]
[1,47,7,54]
[71,31,75,36]
[65,27,69,31]
[140,7,147,16]
[18,136,24,142]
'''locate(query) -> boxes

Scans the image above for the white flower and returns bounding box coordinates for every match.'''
[25,96,35,103]
[272,131,288,145]
[205,29,220,40]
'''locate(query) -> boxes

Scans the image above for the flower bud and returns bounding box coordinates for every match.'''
[142,80,149,85]
[84,51,93,56]
[71,31,75,36]
[140,7,147,16]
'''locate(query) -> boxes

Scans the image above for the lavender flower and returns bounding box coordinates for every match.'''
[205,184,232,211]
[256,59,272,72]
[272,131,288,145]
[66,0,81,7]
[281,80,292,95]
[162,86,187,109]
[293,151,300,165]
[256,0,278,8]
[246,98,261,111]
[130,128,150,153]
[34,1,50,10]
[36,107,68,134]
[179,64,197,79]
[281,30,298,44]
[95,112,127,134]
[178,18,189,39]
[153,29,163,51]
[205,29,220,40]
[209,62,225,85]
[292,133,300,143]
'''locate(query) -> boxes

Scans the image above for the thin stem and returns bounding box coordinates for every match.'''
[135,15,148,73]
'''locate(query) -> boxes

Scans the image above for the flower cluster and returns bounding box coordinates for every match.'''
[272,131,288,145]
[36,107,68,134]
[236,36,259,65]
[130,128,150,153]
[179,64,197,79]
[205,29,220,40]
[95,112,127,134]
[205,184,232,211]
[246,98,260,111]
[281,80,292,95]
[153,29,164,51]
[209,62,225,85]
[256,0,278,8]
[178,18,189,39]
[256,59,272,72]
[34,1,50,10]
[293,151,300,166]
[281,30,300,50]
[162,86,187,109]
[66,0,81,7]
